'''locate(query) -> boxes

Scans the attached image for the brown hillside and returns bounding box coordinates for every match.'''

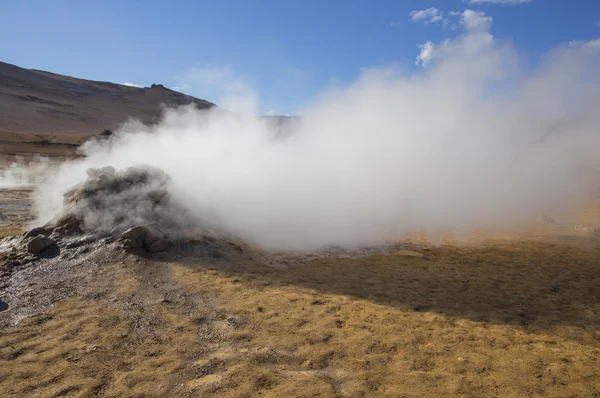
[0,61,214,160]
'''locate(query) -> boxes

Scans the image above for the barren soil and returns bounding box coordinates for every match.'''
[0,61,215,165]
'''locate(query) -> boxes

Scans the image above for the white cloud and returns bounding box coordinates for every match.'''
[122,82,143,88]
[410,8,438,21]
[414,9,497,67]
[467,0,532,4]
[416,41,435,66]
[460,9,493,31]
[410,8,445,25]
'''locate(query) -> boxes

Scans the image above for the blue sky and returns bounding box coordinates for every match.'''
[1,0,599,114]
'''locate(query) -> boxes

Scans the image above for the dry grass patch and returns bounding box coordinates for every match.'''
[0,236,599,397]
[0,224,24,237]
[173,238,600,396]
[0,263,209,397]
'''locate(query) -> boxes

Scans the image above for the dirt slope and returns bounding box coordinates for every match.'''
[0,61,214,160]
[0,61,214,137]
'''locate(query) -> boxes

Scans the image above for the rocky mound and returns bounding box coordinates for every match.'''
[0,165,190,276]
[55,165,179,235]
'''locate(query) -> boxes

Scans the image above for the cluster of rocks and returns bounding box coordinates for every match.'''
[119,225,170,253]
[1,165,182,275]
[0,226,56,276]
[53,165,177,237]
[24,227,56,254]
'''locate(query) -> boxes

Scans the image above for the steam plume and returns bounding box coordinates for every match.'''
[4,17,600,249]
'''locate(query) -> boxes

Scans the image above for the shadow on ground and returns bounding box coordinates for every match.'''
[180,236,600,348]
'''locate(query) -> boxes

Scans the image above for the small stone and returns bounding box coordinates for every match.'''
[120,226,149,241]
[3,260,20,269]
[122,238,143,249]
[96,174,110,185]
[26,235,57,254]
[148,239,169,253]
[85,168,101,178]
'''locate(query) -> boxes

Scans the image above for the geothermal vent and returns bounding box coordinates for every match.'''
[0,166,200,275]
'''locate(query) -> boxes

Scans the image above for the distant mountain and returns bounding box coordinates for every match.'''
[0,61,215,137]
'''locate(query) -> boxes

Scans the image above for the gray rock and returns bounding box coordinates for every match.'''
[85,168,101,178]
[24,226,54,239]
[148,239,169,253]
[122,167,147,183]
[96,173,110,185]
[26,236,57,254]
[100,166,116,175]
[120,226,148,241]
[64,235,97,249]
[122,238,143,249]
[62,184,82,202]
[143,230,162,248]
[52,213,82,236]
[120,226,169,251]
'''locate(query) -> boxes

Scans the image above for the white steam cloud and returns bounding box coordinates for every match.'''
[0,157,54,188]
[3,17,600,250]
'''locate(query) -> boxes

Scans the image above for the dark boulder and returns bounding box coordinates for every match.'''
[26,235,57,255]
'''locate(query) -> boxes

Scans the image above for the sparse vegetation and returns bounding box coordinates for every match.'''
[0,233,599,397]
